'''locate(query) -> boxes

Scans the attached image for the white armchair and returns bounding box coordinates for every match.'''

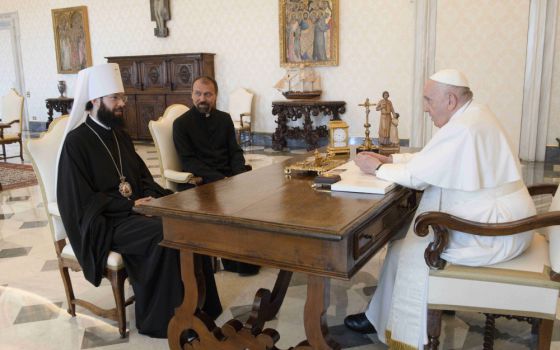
[415,184,560,350]
[26,116,133,338]
[0,88,24,161]
[228,87,254,145]
[149,104,200,192]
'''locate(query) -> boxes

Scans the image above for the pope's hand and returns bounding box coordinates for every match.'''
[355,153,382,175]
[358,151,392,164]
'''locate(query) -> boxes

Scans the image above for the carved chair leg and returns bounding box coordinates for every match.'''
[483,313,496,350]
[537,319,554,350]
[109,269,128,338]
[427,309,442,350]
[58,262,76,316]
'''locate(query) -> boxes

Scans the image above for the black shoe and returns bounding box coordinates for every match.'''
[344,313,376,334]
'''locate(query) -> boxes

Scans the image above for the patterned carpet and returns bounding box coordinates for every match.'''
[0,162,37,191]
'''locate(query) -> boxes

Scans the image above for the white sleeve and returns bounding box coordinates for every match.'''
[391,152,417,164]
[376,163,429,191]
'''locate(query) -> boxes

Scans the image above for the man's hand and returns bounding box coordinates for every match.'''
[358,151,393,164]
[134,196,154,206]
[354,153,382,175]
[133,197,154,216]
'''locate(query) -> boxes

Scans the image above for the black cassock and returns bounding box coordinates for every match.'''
[173,108,260,275]
[57,117,222,337]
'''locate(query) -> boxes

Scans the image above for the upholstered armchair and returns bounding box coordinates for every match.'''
[414,184,560,350]
[148,104,202,192]
[228,87,254,146]
[26,116,134,338]
[0,88,24,161]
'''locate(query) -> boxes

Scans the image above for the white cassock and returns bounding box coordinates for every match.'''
[365,101,536,349]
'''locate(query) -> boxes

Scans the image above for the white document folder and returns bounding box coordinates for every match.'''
[329,161,396,194]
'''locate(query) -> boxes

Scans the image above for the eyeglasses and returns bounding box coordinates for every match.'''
[105,94,128,104]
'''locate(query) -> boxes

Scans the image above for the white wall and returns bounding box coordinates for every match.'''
[0,0,416,140]
[0,27,16,97]
[435,0,530,153]
[549,2,560,147]
[1,0,558,151]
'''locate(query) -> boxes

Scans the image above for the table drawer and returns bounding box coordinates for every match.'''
[353,191,416,260]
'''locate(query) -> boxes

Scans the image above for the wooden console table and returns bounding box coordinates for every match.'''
[137,154,417,350]
[46,97,73,129]
[271,100,346,151]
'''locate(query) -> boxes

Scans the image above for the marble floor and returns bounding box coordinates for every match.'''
[1,140,560,349]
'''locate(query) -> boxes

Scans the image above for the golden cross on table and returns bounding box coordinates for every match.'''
[358,98,376,151]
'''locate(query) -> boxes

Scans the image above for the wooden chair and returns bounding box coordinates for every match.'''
[414,184,560,350]
[148,104,202,192]
[26,116,134,338]
[229,87,254,146]
[0,88,24,161]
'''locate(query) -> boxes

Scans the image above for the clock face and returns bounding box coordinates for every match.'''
[333,128,346,143]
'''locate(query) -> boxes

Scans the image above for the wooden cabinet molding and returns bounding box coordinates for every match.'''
[107,53,215,140]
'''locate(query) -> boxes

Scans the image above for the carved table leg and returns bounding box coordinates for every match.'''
[295,275,340,350]
[168,250,200,350]
[483,313,495,350]
[427,309,442,350]
[302,109,318,151]
[272,108,288,151]
[246,270,293,334]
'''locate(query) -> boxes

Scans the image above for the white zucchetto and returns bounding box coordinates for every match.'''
[429,69,470,88]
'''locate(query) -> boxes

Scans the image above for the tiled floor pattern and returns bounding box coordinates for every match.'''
[1,140,560,349]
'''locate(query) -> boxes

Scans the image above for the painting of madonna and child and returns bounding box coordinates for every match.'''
[279,0,338,67]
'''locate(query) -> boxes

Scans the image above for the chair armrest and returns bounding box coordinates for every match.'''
[414,210,560,270]
[163,169,193,183]
[239,113,251,128]
[163,169,203,186]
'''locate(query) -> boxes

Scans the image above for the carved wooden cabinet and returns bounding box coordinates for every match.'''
[106,53,215,140]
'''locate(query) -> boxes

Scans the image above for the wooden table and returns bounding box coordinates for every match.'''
[138,157,417,350]
[271,100,346,151]
[45,97,73,129]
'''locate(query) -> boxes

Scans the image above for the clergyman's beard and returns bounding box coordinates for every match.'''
[195,103,211,114]
[97,101,124,129]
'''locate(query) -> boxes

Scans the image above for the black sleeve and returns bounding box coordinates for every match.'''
[224,113,247,175]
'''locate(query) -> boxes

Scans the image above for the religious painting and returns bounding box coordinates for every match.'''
[51,6,93,74]
[279,0,339,67]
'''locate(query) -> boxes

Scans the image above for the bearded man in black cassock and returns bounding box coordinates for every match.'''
[173,76,260,276]
[56,63,222,338]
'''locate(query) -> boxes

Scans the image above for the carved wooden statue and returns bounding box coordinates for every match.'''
[150,0,170,37]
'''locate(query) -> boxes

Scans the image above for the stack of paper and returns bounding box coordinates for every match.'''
[329,161,396,194]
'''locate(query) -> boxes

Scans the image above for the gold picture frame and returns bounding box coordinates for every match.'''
[51,6,93,74]
[279,0,339,67]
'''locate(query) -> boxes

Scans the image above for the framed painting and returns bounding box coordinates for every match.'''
[51,6,93,74]
[279,0,339,67]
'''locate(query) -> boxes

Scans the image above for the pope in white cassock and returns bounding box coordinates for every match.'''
[344,69,536,349]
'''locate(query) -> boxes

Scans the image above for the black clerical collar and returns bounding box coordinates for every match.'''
[193,107,214,118]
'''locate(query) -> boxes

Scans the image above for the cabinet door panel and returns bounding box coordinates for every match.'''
[140,59,168,92]
[111,59,141,92]
[123,95,138,139]
[166,94,192,108]
[168,57,199,92]
[136,95,166,140]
